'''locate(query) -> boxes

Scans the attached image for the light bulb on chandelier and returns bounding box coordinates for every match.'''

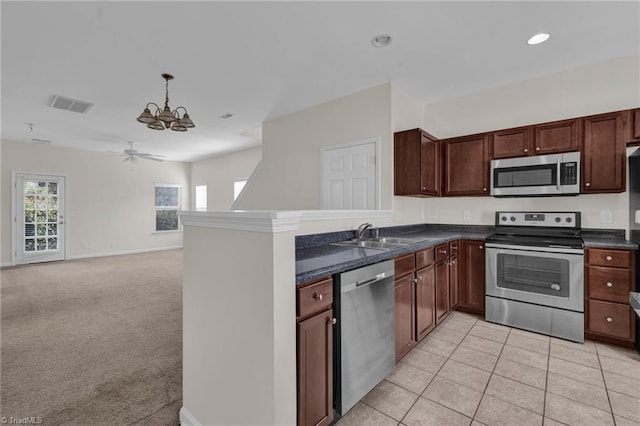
[136,73,195,132]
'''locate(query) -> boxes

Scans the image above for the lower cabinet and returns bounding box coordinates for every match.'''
[395,273,417,360]
[415,264,436,341]
[449,240,459,309]
[457,240,486,316]
[296,277,334,426]
[435,257,450,324]
[584,248,636,346]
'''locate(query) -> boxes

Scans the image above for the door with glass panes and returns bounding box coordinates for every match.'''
[15,174,65,264]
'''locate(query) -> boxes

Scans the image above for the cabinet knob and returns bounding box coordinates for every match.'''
[606,317,613,323]
[606,256,612,261]
[422,187,426,191]
[479,245,484,250]
[606,282,613,288]
[332,318,337,325]
[586,182,591,188]
[536,147,541,151]
[439,250,447,254]
[314,293,323,301]
[524,148,529,153]
[483,187,487,191]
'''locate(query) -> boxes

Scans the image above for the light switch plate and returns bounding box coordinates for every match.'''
[600,210,613,224]
[463,210,471,221]
[635,210,640,224]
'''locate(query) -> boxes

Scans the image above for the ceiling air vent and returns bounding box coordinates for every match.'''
[49,95,94,114]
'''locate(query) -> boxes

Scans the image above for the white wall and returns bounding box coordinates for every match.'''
[190,146,261,210]
[1,141,190,265]
[237,83,393,210]
[414,53,640,232]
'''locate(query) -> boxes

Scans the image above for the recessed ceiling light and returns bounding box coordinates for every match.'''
[371,34,392,48]
[527,33,550,45]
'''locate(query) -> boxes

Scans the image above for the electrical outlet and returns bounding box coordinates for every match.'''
[432,211,439,220]
[463,210,471,221]
[81,242,88,249]
[600,210,613,224]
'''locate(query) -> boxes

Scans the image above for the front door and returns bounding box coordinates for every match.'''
[321,139,378,209]
[14,173,66,264]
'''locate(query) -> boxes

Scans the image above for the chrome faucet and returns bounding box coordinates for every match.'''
[356,223,373,240]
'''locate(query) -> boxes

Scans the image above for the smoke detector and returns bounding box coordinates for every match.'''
[49,95,94,114]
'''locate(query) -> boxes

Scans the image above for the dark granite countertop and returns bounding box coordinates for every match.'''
[295,225,493,284]
[295,224,638,284]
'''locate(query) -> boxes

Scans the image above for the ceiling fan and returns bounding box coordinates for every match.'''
[111,141,164,170]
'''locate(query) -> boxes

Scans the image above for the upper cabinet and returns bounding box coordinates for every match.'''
[581,110,631,193]
[394,129,441,197]
[633,109,640,141]
[533,118,580,154]
[492,126,532,159]
[443,134,491,196]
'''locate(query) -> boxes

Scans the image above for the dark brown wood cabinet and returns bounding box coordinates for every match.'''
[296,277,334,426]
[585,248,635,347]
[449,240,459,309]
[633,109,640,142]
[581,110,631,193]
[395,272,416,361]
[435,257,450,324]
[394,128,441,197]
[492,126,533,159]
[457,240,486,316]
[415,265,436,341]
[533,118,580,154]
[443,134,491,196]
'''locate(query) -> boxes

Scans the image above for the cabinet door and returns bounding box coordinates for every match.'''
[634,109,640,140]
[533,119,579,154]
[395,274,416,361]
[416,265,436,341]
[420,132,441,196]
[449,255,459,309]
[459,240,486,315]
[582,111,630,193]
[443,134,491,196]
[297,309,333,426]
[492,126,532,159]
[435,260,450,324]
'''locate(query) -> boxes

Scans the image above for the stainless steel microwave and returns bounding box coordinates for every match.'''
[490,152,580,197]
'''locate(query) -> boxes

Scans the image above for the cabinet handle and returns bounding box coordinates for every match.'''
[314,293,323,301]
[332,318,337,325]
[586,182,591,188]
[606,282,613,288]
[606,317,613,323]
[483,187,487,191]
[536,147,541,151]
[524,148,528,153]
[606,256,612,261]
[439,250,447,254]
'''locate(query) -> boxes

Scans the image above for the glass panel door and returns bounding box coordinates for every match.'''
[496,253,570,297]
[15,174,65,264]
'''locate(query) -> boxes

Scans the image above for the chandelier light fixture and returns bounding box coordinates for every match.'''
[136,73,195,132]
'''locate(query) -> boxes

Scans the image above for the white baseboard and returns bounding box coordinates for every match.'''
[180,407,202,426]
[1,262,13,268]
[68,245,183,261]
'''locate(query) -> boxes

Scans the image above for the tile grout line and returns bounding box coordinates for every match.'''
[542,331,551,422]
[398,313,480,425]
[595,343,617,425]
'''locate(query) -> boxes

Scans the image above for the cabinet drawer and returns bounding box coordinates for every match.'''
[416,247,435,270]
[298,278,333,319]
[587,248,632,268]
[588,266,632,303]
[588,300,633,340]
[435,243,449,263]
[395,253,416,279]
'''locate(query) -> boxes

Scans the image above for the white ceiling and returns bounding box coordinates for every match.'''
[2,1,638,162]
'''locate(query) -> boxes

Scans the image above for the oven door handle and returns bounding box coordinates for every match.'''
[557,158,561,191]
[485,242,584,255]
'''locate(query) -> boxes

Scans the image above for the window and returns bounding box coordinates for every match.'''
[195,185,207,211]
[234,178,247,201]
[155,184,181,232]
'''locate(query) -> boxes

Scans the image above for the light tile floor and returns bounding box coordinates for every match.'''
[336,311,640,426]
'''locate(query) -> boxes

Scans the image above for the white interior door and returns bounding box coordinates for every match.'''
[14,173,66,264]
[322,140,378,209]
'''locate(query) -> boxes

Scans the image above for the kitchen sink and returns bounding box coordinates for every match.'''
[331,237,429,251]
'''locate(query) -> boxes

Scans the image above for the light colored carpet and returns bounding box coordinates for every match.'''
[1,249,183,425]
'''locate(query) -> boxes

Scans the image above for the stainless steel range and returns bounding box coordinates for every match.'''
[485,211,585,342]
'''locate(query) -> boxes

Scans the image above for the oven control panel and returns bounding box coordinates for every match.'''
[496,212,580,228]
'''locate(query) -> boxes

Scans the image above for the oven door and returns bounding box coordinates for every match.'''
[486,243,584,312]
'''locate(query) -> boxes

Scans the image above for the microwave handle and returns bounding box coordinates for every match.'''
[556,158,561,190]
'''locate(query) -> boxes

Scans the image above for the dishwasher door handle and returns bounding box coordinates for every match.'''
[355,272,390,287]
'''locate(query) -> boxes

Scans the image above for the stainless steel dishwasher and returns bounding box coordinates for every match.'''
[334,260,395,416]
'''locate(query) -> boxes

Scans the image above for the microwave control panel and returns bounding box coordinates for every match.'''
[560,162,578,185]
